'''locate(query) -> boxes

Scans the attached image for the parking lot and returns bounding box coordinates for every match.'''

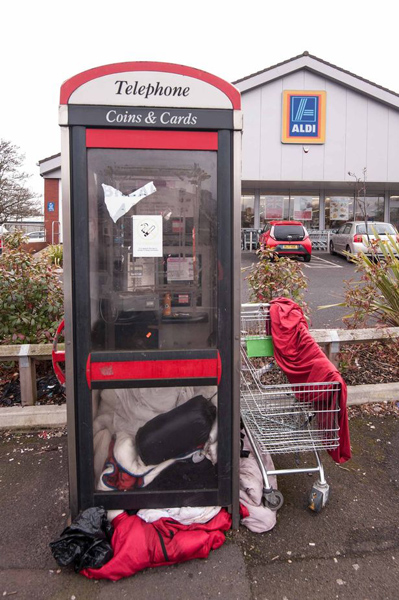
[241,251,362,329]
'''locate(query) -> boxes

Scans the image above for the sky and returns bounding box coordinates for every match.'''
[2,0,399,204]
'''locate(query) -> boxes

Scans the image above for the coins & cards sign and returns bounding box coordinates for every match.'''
[282,90,326,144]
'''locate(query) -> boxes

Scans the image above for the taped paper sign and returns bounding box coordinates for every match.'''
[102,182,157,223]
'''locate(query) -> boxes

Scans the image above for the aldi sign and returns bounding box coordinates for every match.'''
[282,90,326,144]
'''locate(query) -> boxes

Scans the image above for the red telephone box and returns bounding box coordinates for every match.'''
[59,62,242,523]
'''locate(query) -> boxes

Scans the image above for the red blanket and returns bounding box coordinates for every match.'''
[81,509,231,581]
[269,297,351,463]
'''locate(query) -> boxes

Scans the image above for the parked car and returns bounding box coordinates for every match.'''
[259,220,312,262]
[25,231,46,241]
[329,221,399,260]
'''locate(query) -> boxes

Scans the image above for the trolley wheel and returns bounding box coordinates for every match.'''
[308,482,330,513]
[263,489,284,511]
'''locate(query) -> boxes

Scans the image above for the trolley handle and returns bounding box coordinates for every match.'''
[241,302,270,311]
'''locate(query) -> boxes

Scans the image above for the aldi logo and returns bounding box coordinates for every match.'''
[282,90,326,144]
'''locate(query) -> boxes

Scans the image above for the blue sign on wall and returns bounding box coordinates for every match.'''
[47,202,55,212]
[291,96,318,135]
[282,90,326,144]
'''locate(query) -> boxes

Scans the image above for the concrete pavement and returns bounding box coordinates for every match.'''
[1,249,398,598]
[1,409,399,600]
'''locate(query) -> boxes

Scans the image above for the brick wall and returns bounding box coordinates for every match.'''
[23,241,47,253]
[44,179,60,244]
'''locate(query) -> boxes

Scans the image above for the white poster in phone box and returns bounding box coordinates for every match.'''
[132,215,163,257]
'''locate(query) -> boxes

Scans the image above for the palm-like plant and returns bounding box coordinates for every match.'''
[358,234,399,325]
[321,231,399,328]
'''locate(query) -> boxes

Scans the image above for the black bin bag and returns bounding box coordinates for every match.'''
[136,395,217,465]
[49,506,113,572]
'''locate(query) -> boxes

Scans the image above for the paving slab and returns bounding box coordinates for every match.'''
[1,410,398,599]
[0,405,66,430]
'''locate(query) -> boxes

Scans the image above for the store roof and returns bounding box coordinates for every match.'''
[37,152,61,165]
[38,153,61,178]
[234,51,399,110]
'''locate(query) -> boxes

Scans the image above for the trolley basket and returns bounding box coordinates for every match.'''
[240,303,341,513]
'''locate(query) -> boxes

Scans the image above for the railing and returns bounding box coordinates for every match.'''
[241,229,331,252]
[241,228,259,251]
[1,327,399,406]
[51,220,61,245]
[308,230,331,252]
[310,327,399,365]
[0,344,61,407]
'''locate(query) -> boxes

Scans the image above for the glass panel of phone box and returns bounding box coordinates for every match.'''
[87,149,219,495]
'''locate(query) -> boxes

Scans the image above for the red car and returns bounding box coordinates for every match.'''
[259,220,312,262]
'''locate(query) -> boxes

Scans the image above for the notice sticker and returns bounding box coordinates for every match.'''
[167,257,194,281]
[132,215,163,257]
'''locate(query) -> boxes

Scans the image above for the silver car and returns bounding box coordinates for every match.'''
[26,231,46,241]
[329,221,398,260]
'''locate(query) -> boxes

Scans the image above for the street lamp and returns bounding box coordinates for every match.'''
[348,169,369,240]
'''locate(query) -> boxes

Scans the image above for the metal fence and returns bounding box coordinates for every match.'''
[241,229,331,252]
[308,230,331,252]
[241,228,259,250]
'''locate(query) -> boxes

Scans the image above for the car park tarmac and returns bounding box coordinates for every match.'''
[1,407,399,599]
[241,250,361,329]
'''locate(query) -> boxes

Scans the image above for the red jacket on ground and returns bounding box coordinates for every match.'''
[81,509,231,581]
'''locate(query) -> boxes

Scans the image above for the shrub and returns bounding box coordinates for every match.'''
[322,235,399,328]
[245,248,309,317]
[0,232,64,344]
[42,244,63,268]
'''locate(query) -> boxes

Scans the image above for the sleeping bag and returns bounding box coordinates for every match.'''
[136,395,217,465]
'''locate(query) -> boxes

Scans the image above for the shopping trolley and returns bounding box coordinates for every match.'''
[240,303,341,513]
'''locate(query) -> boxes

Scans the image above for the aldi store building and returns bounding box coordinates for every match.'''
[40,52,399,242]
[234,51,399,238]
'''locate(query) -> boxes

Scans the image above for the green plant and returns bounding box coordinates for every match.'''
[245,248,309,316]
[3,230,25,250]
[0,232,64,344]
[43,244,63,267]
[321,234,399,328]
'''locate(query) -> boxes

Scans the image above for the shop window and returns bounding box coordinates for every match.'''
[390,195,399,230]
[290,195,319,230]
[325,196,354,230]
[354,195,384,222]
[260,196,289,227]
[260,194,319,229]
[241,195,254,228]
